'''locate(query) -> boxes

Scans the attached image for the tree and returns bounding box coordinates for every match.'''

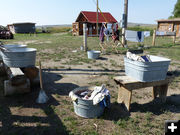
[171,0,180,18]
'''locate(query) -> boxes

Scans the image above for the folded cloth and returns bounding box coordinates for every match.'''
[126,51,145,62]
[127,52,152,62]
[93,88,110,105]
[89,85,105,100]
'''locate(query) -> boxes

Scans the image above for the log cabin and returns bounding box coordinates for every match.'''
[72,11,117,36]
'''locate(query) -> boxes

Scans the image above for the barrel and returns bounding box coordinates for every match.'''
[2,48,37,67]
[72,86,105,118]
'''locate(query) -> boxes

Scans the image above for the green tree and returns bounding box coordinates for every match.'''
[171,0,180,18]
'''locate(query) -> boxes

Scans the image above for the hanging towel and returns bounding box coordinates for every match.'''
[125,30,144,42]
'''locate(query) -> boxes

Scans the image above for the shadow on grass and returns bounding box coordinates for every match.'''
[0,71,79,135]
[43,68,125,76]
[101,102,130,122]
[130,94,180,115]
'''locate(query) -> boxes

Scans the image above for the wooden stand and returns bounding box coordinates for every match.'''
[1,62,39,96]
[114,76,173,111]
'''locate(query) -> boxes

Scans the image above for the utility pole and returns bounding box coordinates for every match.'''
[96,0,99,36]
[122,0,128,47]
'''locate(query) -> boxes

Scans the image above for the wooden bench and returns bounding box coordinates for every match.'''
[114,75,173,111]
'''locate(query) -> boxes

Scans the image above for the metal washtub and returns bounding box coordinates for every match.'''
[72,86,105,118]
[0,44,27,60]
[124,55,171,82]
[2,48,37,67]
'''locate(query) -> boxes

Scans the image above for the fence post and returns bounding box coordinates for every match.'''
[83,23,87,52]
[152,29,156,46]
[173,31,176,45]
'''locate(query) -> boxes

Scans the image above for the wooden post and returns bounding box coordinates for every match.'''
[173,32,176,45]
[152,29,156,46]
[96,0,99,36]
[83,23,87,51]
[122,0,128,47]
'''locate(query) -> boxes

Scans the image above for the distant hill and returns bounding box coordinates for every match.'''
[36,22,156,29]
[36,24,71,28]
[127,22,156,28]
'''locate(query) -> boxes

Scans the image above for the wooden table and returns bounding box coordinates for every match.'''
[114,75,173,111]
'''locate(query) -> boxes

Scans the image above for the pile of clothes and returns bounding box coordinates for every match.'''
[69,85,110,108]
[126,51,152,62]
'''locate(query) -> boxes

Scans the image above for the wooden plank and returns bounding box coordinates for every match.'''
[153,84,168,102]
[4,65,27,86]
[152,29,156,46]
[114,75,173,90]
[117,86,132,111]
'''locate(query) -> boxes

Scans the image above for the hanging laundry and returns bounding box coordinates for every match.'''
[156,31,165,36]
[99,25,105,43]
[104,27,110,42]
[144,31,150,37]
[125,30,144,42]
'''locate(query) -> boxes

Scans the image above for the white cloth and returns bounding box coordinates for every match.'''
[125,30,144,42]
[69,91,79,101]
[89,85,105,100]
[126,52,145,62]
[93,88,109,105]
[156,31,165,36]
[144,31,150,37]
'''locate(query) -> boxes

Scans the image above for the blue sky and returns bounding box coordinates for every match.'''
[0,0,177,26]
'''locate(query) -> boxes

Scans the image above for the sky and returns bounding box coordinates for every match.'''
[0,0,177,26]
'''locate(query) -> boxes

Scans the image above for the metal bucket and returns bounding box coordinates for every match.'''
[87,50,101,59]
[2,48,37,67]
[0,44,27,60]
[72,86,105,118]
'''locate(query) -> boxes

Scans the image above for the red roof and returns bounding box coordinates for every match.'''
[76,11,117,23]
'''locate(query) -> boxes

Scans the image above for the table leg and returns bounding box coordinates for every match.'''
[153,84,168,102]
[117,86,132,111]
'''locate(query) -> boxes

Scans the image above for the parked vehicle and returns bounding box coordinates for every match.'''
[0,25,14,39]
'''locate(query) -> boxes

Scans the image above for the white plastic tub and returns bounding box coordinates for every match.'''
[124,55,171,82]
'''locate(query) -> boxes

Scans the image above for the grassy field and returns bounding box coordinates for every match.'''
[0,31,180,135]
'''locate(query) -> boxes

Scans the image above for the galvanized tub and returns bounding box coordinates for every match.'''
[87,50,101,59]
[2,48,37,67]
[72,86,105,118]
[124,55,171,82]
[0,44,27,60]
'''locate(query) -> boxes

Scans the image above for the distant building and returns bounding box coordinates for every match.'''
[7,22,36,34]
[157,18,180,37]
[72,11,117,36]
